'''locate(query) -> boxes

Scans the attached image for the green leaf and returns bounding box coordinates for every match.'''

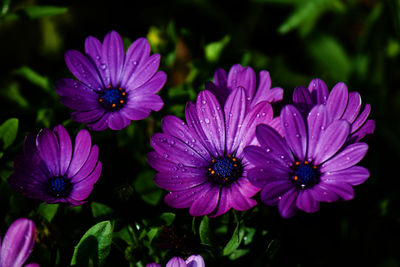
[0,118,18,150]
[1,0,11,16]
[147,227,159,244]
[229,249,250,260]
[251,0,302,4]
[133,170,163,206]
[205,35,231,62]
[13,66,51,91]
[223,223,245,256]
[160,212,175,226]
[71,221,113,266]
[199,216,212,246]
[38,203,59,223]
[23,6,68,19]
[91,202,114,219]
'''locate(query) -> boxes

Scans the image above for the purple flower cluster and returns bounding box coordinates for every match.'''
[146,254,204,267]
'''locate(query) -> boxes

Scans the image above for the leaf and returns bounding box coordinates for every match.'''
[223,223,245,256]
[133,170,163,206]
[71,221,113,267]
[147,228,159,244]
[229,249,250,260]
[91,202,114,219]
[13,66,51,91]
[199,216,212,246]
[160,212,175,226]
[251,0,302,4]
[0,118,18,150]
[205,35,231,62]
[23,6,68,19]
[38,203,59,223]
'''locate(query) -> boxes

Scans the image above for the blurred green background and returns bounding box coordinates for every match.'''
[0,0,399,266]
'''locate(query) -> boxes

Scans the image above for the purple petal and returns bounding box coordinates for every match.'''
[122,94,163,121]
[107,111,131,130]
[296,189,320,213]
[253,71,283,105]
[326,82,348,122]
[278,188,299,218]
[55,79,100,111]
[224,88,247,154]
[268,116,283,136]
[23,134,37,158]
[350,119,375,142]
[213,68,228,88]
[102,31,125,88]
[71,109,105,124]
[146,263,161,267]
[150,133,208,167]
[164,183,212,209]
[307,105,329,161]
[189,185,220,216]
[124,54,161,90]
[69,161,102,202]
[260,179,293,206]
[316,181,354,201]
[342,92,361,123]
[308,78,328,105]
[227,64,256,99]
[0,218,36,267]
[166,257,187,267]
[320,142,368,173]
[84,36,106,84]
[161,115,209,159]
[313,120,350,165]
[234,101,274,155]
[186,255,205,267]
[210,187,232,217]
[127,70,166,95]
[246,165,290,188]
[321,166,369,186]
[24,263,40,267]
[311,183,340,202]
[64,50,103,90]
[244,146,290,170]
[281,105,307,161]
[66,129,92,177]
[350,104,371,134]
[86,113,110,131]
[120,37,151,88]
[205,68,230,106]
[36,129,60,176]
[196,90,225,157]
[70,145,100,184]
[147,151,183,173]
[230,178,258,211]
[154,171,207,191]
[53,125,72,176]
[292,86,313,115]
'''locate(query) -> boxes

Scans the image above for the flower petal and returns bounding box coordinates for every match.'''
[308,78,328,105]
[296,189,320,213]
[292,86,313,115]
[210,187,232,217]
[320,143,368,173]
[164,183,212,209]
[205,68,229,106]
[350,104,371,134]
[102,31,125,87]
[69,161,102,202]
[311,183,340,202]
[278,188,299,218]
[227,64,256,99]
[127,70,166,95]
[189,185,220,216]
[86,113,110,131]
[124,54,161,90]
[326,82,348,122]
[154,171,208,191]
[122,94,163,121]
[307,105,329,161]
[36,129,60,176]
[260,179,293,206]
[71,109,105,124]
[166,257,187,267]
[107,111,131,130]
[281,105,307,161]
[66,129,92,177]
[70,145,100,184]
[55,79,100,111]
[316,181,354,201]
[230,178,259,211]
[53,125,72,176]
[84,36,107,85]
[342,92,361,123]
[246,164,290,188]
[186,255,205,267]
[321,166,369,186]
[350,119,375,142]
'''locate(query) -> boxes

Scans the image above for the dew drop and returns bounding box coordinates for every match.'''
[163,153,169,158]
[132,61,138,65]
[100,64,107,70]
[293,113,297,116]
[202,100,207,105]
[284,123,289,127]
[205,118,210,124]
[266,148,271,152]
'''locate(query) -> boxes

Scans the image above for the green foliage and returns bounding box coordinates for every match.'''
[223,223,245,256]
[13,66,51,92]
[134,171,163,206]
[199,216,212,246]
[91,202,114,219]
[205,35,231,62]
[37,203,59,223]
[0,118,18,151]
[71,221,113,267]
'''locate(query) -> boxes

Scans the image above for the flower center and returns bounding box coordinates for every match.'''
[98,86,127,111]
[47,177,72,198]
[207,154,242,185]
[292,161,320,189]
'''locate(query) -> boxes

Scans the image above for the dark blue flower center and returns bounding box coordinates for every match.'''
[208,155,242,185]
[292,161,320,189]
[98,86,127,111]
[47,177,72,198]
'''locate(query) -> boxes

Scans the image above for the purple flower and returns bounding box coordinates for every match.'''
[146,254,205,267]
[56,30,166,131]
[148,87,276,217]
[8,125,101,206]
[292,78,375,142]
[0,218,38,267]
[205,64,283,107]
[244,104,370,218]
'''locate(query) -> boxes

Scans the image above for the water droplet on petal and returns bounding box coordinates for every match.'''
[205,118,210,124]
[163,153,169,158]
[202,100,207,105]
[100,64,107,70]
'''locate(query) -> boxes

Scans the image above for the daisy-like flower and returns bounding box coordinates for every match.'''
[146,254,205,267]
[56,30,166,131]
[205,64,283,107]
[0,218,39,267]
[148,88,276,217]
[292,78,375,142]
[8,125,101,206]
[244,104,370,218]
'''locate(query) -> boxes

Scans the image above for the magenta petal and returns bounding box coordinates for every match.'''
[36,129,60,176]
[123,94,163,121]
[244,146,290,170]
[252,71,274,105]
[278,188,299,218]
[107,111,131,130]
[87,113,110,131]
[196,90,225,157]
[206,68,230,105]
[102,31,125,87]
[260,179,293,206]
[128,70,166,95]
[69,161,102,202]
[53,125,72,176]
[320,142,368,173]
[56,79,100,111]
[296,189,320,213]
[146,263,161,267]
[321,166,369,186]
[350,104,371,134]
[151,133,208,167]
[227,64,256,99]
[166,257,187,267]
[308,78,328,105]
[84,36,106,84]
[311,183,340,202]
[225,88,247,154]
[210,187,232,217]
[0,218,36,267]
[326,82,348,122]
[313,120,350,165]
[189,185,220,216]
[120,37,151,88]
[281,105,307,161]
[124,54,161,90]
[307,105,329,161]
[65,50,103,90]
[317,182,354,201]
[342,92,361,123]
[66,129,92,177]
[186,255,205,267]
[147,151,179,172]
[164,183,211,209]
[23,134,37,158]
[71,109,105,124]
[24,263,40,267]
[230,178,258,211]
[292,86,313,114]
[70,145,99,184]
[246,165,290,188]
[154,171,207,191]
[350,119,375,142]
